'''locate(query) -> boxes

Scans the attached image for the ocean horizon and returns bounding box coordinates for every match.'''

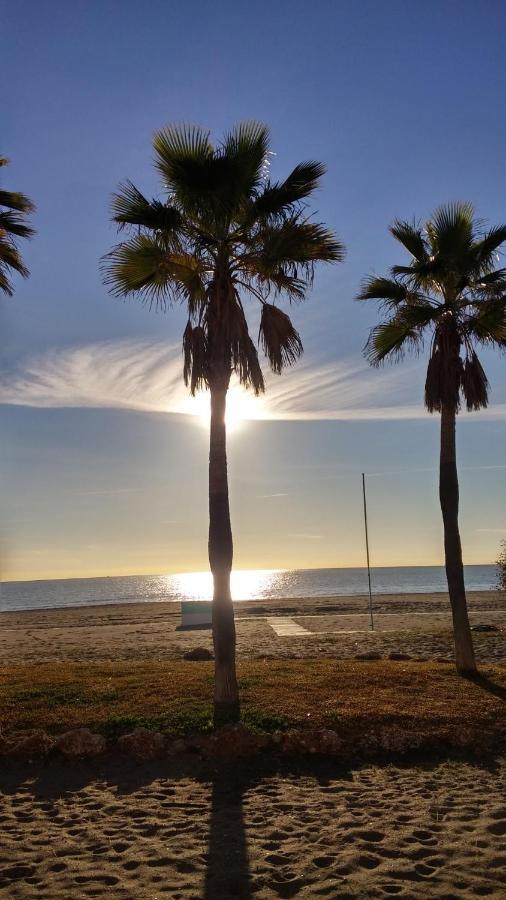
[0,564,497,614]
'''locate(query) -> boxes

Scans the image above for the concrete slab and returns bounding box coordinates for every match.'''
[268,616,312,636]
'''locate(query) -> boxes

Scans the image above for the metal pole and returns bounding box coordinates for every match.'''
[362,472,374,630]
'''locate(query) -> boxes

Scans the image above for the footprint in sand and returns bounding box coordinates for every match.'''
[312,855,334,868]
[357,853,381,870]
[487,820,506,836]
[122,860,140,871]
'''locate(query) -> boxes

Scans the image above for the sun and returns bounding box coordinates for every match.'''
[178,383,264,432]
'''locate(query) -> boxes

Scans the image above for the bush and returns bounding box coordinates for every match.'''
[496,540,506,591]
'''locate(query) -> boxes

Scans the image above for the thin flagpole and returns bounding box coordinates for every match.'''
[362,472,374,631]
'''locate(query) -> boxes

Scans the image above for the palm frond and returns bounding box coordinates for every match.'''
[472,225,506,273]
[465,298,506,346]
[0,210,35,239]
[250,161,326,220]
[258,271,308,300]
[426,201,474,259]
[233,330,265,394]
[0,236,29,276]
[390,220,428,262]
[219,298,265,393]
[259,303,303,373]
[476,267,506,287]
[102,235,206,311]
[0,243,29,294]
[424,318,464,413]
[0,157,35,294]
[461,352,489,411]
[183,322,209,395]
[357,276,418,308]
[254,217,344,268]
[222,121,269,193]
[0,189,35,214]
[238,218,342,302]
[154,124,213,174]
[111,180,183,233]
[365,317,424,366]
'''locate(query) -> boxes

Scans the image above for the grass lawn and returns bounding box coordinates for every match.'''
[0,660,505,748]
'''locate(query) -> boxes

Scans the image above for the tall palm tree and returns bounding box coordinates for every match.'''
[0,157,35,295]
[358,202,506,674]
[103,122,344,722]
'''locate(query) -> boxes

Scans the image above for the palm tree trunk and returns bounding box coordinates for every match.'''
[208,383,240,724]
[439,405,477,674]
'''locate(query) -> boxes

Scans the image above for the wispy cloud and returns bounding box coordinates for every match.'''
[257,492,290,498]
[1,339,506,423]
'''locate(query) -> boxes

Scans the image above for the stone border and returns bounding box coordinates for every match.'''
[0,722,502,762]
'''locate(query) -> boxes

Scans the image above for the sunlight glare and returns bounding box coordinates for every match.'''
[178,384,265,432]
[171,569,279,601]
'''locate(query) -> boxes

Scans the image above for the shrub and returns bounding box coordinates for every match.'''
[496,540,506,591]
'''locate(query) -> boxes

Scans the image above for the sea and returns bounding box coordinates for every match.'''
[0,565,497,614]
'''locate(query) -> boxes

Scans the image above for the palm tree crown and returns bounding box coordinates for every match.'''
[0,157,35,295]
[103,122,344,392]
[357,202,506,413]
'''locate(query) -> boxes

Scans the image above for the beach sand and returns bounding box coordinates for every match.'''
[0,591,504,665]
[1,754,505,898]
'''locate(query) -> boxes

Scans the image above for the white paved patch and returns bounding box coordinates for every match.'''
[267,616,312,636]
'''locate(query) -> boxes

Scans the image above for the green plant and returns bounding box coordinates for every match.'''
[169,706,214,735]
[496,541,506,592]
[323,709,341,727]
[242,708,288,733]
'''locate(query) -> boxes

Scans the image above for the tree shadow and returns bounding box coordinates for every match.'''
[203,766,252,899]
[464,672,506,702]
[0,749,503,896]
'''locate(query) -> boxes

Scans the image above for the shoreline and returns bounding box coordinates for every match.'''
[0,592,504,666]
[0,588,501,618]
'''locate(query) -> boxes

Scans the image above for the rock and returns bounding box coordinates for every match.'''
[355,651,382,661]
[197,723,268,757]
[471,624,499,633]
[377,727,424,753]
[278,728,341,755]
[167,738,187,755]
[183,647,214,661]
[6,730,55,756]
[117,727,165,759]
[388,652,412,661]
[55,728,106,757]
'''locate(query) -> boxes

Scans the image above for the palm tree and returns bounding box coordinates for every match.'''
[358,202,506,675]
[103,122,344,722]
[0,157,35,295]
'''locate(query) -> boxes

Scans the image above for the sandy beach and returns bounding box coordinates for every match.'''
[1,754,505,898]
[0,591,504,665]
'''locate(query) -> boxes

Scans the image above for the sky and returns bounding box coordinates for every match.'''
[2,0,506,581]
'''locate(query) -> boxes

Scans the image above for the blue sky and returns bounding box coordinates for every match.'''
[2,0,506,580]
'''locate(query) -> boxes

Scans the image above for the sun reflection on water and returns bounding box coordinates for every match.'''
[171,569,280,601]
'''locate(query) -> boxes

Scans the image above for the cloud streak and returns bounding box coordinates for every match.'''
[1,339,505,423]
